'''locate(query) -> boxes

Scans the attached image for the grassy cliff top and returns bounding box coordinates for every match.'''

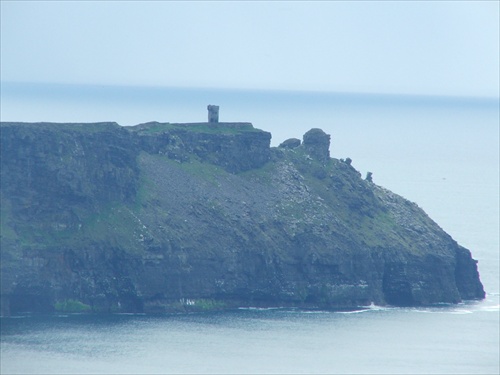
[0,121,265,135]
[0,121,121,133]
[130,121,263,135]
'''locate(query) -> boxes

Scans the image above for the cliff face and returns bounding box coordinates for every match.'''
[0,121,484,315]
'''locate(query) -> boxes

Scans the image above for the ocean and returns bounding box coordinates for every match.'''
[1,82,499,374]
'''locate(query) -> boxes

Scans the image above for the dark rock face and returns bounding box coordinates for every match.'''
[132,122,271,173]
[0,122,139,228]
[454,246,486,300]
[0,122,485,315]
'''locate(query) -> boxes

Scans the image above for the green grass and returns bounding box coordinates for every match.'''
[193,299,227,311]
[2,122,121,135]
[160,155,227,185]
[137,122,259,135]
[165,298,228,312]
[80,204,145,253]
[54,299,91,313]
[238,159,276,183]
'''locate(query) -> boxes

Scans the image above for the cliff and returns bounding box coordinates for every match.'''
[0,121,485,315]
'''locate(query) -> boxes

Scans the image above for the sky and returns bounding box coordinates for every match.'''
[0,1,499,97]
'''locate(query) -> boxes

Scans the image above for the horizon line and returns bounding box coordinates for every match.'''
[2,80,499,103]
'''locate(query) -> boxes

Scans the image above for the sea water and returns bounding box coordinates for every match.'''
[1,83,499,374]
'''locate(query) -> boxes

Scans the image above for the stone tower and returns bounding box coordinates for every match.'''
[207,105,219,123]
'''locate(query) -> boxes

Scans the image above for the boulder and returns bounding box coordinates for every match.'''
[279,138,301,149]
[303,128,331,161]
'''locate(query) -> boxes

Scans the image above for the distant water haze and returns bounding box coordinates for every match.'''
[1,2,498,97]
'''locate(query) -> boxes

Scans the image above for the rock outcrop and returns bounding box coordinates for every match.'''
[0,121,485,315]
[132,122,271,173]
[303,128,331,162]
[279,138,301,149]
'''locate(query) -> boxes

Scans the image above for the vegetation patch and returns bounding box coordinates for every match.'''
[238,160,276,184]
[54,299,91,313]
[136,122,260,135]
[170,298,228,312]
[192,299,227,311]
[155,155,227,186]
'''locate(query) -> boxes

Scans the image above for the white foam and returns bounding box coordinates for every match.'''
[365,302,391,311]
[480,304,500,312]
[336,309,369,314]
[114,313,146,316]
[449,309,473,314]
[237,307,283,311]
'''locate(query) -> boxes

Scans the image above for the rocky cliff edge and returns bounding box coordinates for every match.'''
[0,121,485,315]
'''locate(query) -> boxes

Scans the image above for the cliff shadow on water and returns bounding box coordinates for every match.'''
[0,120,485,316]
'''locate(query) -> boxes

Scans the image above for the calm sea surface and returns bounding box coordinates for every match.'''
[1,83,499,374]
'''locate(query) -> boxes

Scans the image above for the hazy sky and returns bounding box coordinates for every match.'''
[1,1,499,97]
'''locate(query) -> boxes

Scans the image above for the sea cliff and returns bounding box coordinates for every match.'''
[0,121,485,315]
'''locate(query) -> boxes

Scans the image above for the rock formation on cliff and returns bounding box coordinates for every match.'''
[0,121,485,315]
